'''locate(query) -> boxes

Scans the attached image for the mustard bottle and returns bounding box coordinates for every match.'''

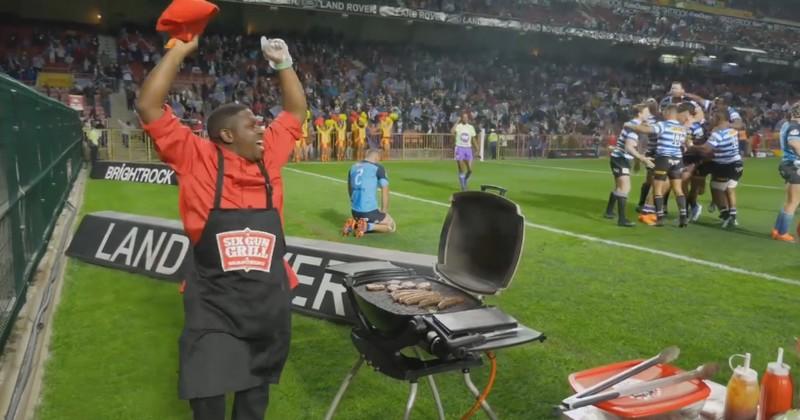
[724,353,759,420]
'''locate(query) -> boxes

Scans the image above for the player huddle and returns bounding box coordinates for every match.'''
[604,81,800,243]
[605,82,745,228]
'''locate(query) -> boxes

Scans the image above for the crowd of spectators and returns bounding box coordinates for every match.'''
[121,29,796,141]
[730,0,800,22]
[0,22,122,126]
[372,0,800,58]
[1,17,798,144]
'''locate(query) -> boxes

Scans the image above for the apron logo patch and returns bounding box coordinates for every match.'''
[216,229,276,273]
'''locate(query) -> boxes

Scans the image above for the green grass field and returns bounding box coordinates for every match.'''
[37,158,800,420]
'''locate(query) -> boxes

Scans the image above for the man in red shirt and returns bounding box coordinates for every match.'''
[137,35,306,420]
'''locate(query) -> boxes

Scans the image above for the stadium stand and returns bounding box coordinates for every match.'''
[1,1,798,160]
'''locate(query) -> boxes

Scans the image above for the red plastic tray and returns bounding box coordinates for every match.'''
[568,360,711,418]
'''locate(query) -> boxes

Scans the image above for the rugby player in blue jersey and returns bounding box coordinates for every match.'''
[342,149,396,237]
[772,101,800,242]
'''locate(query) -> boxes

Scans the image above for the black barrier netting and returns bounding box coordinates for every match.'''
[0,74,83,351]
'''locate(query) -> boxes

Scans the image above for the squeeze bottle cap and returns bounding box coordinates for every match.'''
[766,348,791,376]
[729,353,758,382]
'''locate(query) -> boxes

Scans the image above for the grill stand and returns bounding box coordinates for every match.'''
[323,356,364,420]
[323,261,544,419]
[323,353,498,420]
[424,360,446,419]
[463,368,499,420]
[404,381,419,420]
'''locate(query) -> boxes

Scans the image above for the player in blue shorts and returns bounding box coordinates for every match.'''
[772,101,800,242]
[342,149,396,237]
[452,112,478,191]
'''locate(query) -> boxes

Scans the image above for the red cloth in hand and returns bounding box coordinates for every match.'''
[156,0,219,44]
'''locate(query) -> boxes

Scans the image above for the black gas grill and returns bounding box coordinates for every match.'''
[323,186,546,420]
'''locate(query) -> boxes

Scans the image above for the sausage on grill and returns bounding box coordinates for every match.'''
[391,289,420,298]
[391,290,424,302]
[397,291,431,304]
[403,291,438,305]
[418,294,444,308]
[366,283,386,291]
[437,296,465,310]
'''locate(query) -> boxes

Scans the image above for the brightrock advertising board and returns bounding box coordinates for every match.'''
[89,161,178,185]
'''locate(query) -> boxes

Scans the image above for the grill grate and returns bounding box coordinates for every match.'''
[353,276,479,316]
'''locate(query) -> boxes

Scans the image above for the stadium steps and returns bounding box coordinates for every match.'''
[98,35,118,66]
[109,89,135,123]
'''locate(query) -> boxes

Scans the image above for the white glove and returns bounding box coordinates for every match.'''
[260,37,293,70]
[794,160,800,169]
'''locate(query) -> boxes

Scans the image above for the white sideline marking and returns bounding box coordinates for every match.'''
[285,167,800,288]
[485,161,783,190]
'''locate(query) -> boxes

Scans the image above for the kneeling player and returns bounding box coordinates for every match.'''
[343,149,396,237]
[704,109,744,228]
[605,103,655,226]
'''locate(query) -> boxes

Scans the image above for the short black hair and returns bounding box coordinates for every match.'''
[207,103,249,142]
[677,102,694,114]
[713,108,729,125]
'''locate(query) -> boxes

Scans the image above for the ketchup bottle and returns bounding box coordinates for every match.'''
[759,348,794,420]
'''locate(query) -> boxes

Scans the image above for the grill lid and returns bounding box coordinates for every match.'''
[436,187,525,295]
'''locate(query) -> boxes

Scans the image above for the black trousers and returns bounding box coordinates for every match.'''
[189,384,269,420]
[89,145,98,165]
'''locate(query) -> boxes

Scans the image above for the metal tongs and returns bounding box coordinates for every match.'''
[559,346,719,411]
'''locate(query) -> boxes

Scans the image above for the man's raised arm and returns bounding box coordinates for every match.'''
[276,67,306,123]
[262,38,307,123]
[136,37,199,124]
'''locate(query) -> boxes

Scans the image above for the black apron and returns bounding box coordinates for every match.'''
[178,148,292,399]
